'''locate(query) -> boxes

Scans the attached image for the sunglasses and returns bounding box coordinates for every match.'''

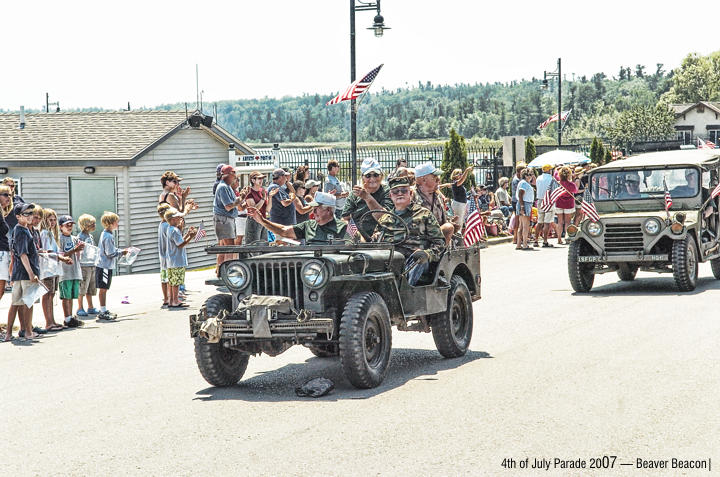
[390,188,411,196]
[364,172,381,179]
[20,212,33,217]
[0,193,9,197]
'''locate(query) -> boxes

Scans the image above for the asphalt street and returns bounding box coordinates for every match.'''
[1,243,718,476]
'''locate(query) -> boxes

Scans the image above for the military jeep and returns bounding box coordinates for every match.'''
[567,149,720,292]
[189,213,483,389]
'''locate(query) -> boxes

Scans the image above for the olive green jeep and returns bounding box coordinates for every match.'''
[567,149,720,292]
[190,211,483,389]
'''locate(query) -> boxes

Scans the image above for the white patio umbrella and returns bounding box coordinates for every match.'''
[526,149,590,168]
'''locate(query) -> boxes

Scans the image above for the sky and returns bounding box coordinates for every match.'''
[2,0,717,112]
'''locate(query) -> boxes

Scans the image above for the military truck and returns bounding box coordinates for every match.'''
[566,149,720,292]
[189,210,482,389]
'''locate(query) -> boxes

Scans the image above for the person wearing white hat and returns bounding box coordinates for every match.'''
[341,158,393,238]
[415,162,454,244]
[248,192,350,245]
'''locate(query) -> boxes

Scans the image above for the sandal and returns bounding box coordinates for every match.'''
[46,324,64,332]
[169,303,189,308]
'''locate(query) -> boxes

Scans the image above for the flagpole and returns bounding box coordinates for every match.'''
[557,58,562,147]
[350,0,358,186]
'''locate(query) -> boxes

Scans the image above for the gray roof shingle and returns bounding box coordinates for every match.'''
[0,110,253,164]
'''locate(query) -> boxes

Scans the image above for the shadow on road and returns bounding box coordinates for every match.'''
[194,348,492,402]
[576,276,720,297]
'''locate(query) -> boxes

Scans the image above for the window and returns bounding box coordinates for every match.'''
[591,168,700,201]
[709,130,720,146]
[676,130,692,145]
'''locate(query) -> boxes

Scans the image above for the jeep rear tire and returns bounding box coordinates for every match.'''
[194,294,249,386]
[431,275,473,358]
[617,263,639,281]
[568,240,595,292]
[711,258,720,279]
[672,236,698,291]
[339,292,392,389]
[308,344,339,358]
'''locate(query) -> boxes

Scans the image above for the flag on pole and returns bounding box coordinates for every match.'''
[464,210,485,246]
[580,189,599,222]
[326,64,384,106]
[193,221,207,243]
[538,110,572,129]
[539,181,567,212]
[663,179,672,211]
[697,137,716,149]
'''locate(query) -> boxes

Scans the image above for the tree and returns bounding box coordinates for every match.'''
[525,137,536,162]
[661,51,720,103]
[604,148,612,163]
[604,104,675,148]
[589,137,604,164]
[440,128,472,186]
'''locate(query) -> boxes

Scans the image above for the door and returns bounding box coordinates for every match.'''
[69,177,117,245]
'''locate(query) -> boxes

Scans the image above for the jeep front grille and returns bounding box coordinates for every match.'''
[604,223,644,253]
[249,261,304,308]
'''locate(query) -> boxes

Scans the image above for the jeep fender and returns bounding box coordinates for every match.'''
[328,273,404,323]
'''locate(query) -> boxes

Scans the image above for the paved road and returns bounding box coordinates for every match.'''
[2,244,718,476]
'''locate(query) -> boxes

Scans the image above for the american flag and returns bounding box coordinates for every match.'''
[463,210,485,247]
[711,181,720,200]
[539,181,566,212]
[663,179,672,211]
[326,64,384,105]
[538,110,572,129]
[697,137,716,149]
[347,218,359,237]
[193,221,207,243]
[580,189,599,222]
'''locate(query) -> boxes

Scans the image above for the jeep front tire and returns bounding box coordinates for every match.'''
[339,292,392,389]
[568,240,595,292]
[672,236,698,291]
[194,294,250,386]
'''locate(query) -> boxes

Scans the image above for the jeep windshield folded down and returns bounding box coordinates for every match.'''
[566,149,720,292]
[190,236,483,389]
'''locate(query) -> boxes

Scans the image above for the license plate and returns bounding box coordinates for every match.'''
[578,256,601,262]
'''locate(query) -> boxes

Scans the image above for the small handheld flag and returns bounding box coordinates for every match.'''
[663,179,672,212]
[193,221,207,243]
[347,218,359,237]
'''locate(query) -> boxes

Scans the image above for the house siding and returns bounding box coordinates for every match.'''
[128,127,229,273]
[674,107,720,137]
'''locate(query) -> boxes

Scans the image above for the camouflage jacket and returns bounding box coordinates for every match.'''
[376,202,445,261]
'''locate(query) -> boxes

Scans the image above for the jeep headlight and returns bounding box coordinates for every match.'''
[224,262,250,290]
[643,218,661,235]
[587,221,603,237]
[301,261,328,289]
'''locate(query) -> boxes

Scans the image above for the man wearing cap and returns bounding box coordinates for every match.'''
[247,192,349,245]
[267,168,297,227]
[415,162,454,244]
[342,158,393,238]
[213,165,243,271]
[535,165,557,247]
[618,172,642,199]
[324,159,349,219]
[376,176,445,286]
[244,171,268,244]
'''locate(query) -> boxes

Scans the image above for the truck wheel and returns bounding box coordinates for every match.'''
[568,240,595,292]
[339,292,392,389]
[194,294,249,387]
[711,258,720,279]
[672,236,698,291]
[308,344,339,358]
[431,275,473,358]
[617,263,638,281]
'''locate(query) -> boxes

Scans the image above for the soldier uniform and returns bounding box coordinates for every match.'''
[293,219,349,244]
[377,177,446,285]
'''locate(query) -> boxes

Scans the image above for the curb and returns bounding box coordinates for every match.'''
[485,236,513,247]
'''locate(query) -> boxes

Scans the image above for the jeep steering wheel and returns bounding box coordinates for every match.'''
[357,209,410,246]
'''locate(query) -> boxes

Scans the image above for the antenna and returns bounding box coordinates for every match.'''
[195,64,199,111]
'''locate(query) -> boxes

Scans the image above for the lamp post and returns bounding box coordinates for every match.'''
[542,58,562,146]
[350,0,389,185]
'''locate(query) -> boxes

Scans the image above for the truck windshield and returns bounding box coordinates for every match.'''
[591,167,700,201]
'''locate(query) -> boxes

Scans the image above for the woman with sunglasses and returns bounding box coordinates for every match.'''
[1,178,23,205]
[244,172,268,244]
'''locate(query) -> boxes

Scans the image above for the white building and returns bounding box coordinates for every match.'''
[670,101,720,145]
[0,110,255,273]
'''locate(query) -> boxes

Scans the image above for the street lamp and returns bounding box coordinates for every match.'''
[542,58,562,146]
[350,0,389,184]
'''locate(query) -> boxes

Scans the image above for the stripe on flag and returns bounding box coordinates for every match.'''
[193,221,207,243]
[464,210,485,246]
[663,180,672,211]
[538,110,571,129]
[698,137,716,149]
[347,218,359,237]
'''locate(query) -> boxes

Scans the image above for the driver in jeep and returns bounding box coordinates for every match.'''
[247,192,351,244]
[376,176,446,286]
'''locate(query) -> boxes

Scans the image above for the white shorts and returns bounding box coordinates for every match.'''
[451,200,467,220]
[235,216,247,236]
[0,251,9,281]
[556,207,575,215]
[537,208,556,224]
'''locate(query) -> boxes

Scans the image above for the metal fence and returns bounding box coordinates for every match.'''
[254,146,512,187]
